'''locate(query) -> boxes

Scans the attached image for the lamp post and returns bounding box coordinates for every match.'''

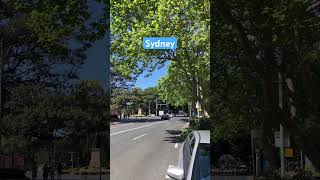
[277,49,285,179]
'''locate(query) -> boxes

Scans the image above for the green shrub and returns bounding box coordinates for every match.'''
[181,127,193,139]
[190,116,212,130]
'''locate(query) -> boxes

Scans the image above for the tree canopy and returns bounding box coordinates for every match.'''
[210,0,320,170]
[111,0,210,112]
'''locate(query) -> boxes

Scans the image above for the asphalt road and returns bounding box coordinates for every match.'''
[25,173,109,180]
[213,176,253,180]
[110,116,189,180]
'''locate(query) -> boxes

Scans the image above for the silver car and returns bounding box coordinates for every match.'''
[167,130,211,180]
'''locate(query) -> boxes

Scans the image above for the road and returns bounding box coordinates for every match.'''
[110,116,189,180]
[25,172,109,180]
[213,176,253,180]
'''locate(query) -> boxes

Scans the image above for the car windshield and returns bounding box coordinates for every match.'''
[191,143,210,180]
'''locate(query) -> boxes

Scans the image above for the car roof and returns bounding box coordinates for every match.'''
[193,130,210,144]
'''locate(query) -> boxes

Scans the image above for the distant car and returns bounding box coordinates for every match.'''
[161,114,170,120]
[167,131,210,180]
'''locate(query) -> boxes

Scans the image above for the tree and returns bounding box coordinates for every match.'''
[111,0,210,112]
[111,86,161,116]
[0,0,109,163]
[158,63,192,107]
[140,87,159,114]
[1,80,108,168]
[210,0,320,170]
[0,0,108,119]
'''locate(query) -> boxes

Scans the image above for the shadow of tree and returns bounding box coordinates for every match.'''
[111,117,168,124]
[163,129,185,144]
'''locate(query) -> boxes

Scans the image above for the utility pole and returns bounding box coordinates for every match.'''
[278,53,285,179]
[155,99,158,116]
[196,77,200,118]
[251,130,256,180]
[69,152,75,169]
[189,102,191,118]
[286,78,299,170]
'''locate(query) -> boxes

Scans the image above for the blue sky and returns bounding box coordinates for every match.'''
[78,36,169,91]
[78,37,109,89]
[78,1,109,90]
[135,62,170,90]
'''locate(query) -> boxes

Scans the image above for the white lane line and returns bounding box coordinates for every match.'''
[174,143,178,149]
[131,134,147,141]
[110,123,132,129]
[110,121,166,136]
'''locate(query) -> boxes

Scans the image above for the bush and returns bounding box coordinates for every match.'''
[181,127,193,139]
[190,116,212,130]
[181,116,212,139]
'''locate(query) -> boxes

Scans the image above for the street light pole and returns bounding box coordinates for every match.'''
[278,52,285,179]
[156,99,158,116]
[196,77,200,118]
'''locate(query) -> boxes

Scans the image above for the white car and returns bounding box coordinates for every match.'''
[167,130,211,180]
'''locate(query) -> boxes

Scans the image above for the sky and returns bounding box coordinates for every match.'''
[134,62,170,90]
[78,37,109,90]
[78,1,109,90]
[78,1,169,90]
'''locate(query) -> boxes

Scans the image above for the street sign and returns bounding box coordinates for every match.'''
[285,148,293,157]
[274,131,290,147]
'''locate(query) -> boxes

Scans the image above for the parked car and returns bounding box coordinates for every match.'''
[161,114,170,120]
[167,130,210,180]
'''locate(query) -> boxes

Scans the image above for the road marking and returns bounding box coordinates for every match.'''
[110,123,132,129]
[110,121,166,136]
[174,143,179,149]
[131,134,147,141]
